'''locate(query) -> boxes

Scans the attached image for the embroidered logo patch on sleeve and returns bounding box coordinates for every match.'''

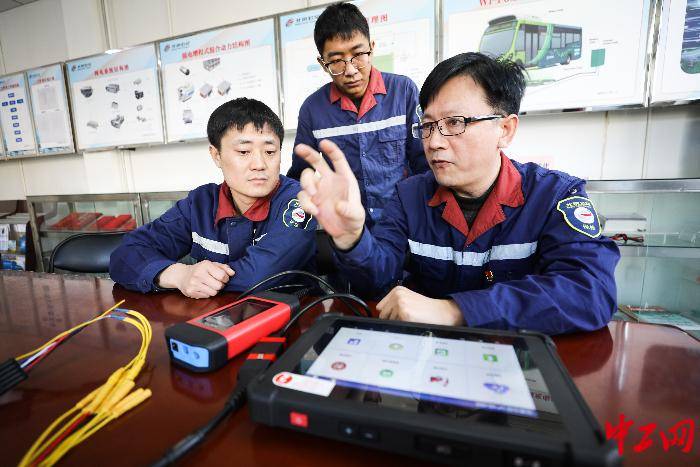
[283,199,313,230]
[556,196,601,238]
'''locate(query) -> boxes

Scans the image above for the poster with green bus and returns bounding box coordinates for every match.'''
[443,0,651,112]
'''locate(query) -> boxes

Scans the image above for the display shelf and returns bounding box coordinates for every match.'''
[618,244,700,259]
[27,194,142,272]
[139,191,188,223]
[587,178,700,316]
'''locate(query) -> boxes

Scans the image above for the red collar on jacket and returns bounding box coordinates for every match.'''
[329,67,386,120]
[214,181,280,225]
[427,152,525,245]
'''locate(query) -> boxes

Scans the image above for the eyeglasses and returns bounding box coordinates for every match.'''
[321,50,372,76]
[411,115,504,139]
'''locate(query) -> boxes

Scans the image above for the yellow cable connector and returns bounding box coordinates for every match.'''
[84,367,125,413]
[19,301,153,467]
[112,388,152,418]
[99,380,136,414]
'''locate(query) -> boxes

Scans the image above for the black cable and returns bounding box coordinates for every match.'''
[151,385,246,467]
[279,293,371,337]
[237,270,335,299]
[237,270,370,317]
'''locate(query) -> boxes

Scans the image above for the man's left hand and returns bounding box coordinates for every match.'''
[376,286,464,326]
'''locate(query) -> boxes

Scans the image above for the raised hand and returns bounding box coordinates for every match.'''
[295,139,366,250]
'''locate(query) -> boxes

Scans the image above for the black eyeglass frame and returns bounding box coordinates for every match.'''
[411,114,505,139]
[319,50,373,76]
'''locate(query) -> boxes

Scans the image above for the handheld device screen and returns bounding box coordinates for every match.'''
[198,299,274,331]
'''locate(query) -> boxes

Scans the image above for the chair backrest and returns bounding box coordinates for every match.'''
[48,232,126,273]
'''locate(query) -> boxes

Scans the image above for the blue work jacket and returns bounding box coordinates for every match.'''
[287,68,429,225]
[109,176,317,293]
[334,154,620,334]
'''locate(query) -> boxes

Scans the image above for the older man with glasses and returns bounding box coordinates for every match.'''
[287,2,429,228]
[294,52,620,335]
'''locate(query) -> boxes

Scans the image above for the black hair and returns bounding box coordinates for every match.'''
[419,52,527,116]
[314,2,370,55]
[206,97,284,151]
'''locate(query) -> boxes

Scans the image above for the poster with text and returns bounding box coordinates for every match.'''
[27,64,75,155]
[279,7,327,129]
[443,0,652,112]
[0,73,37,157]
[67,44,164,150]
[280,0,435,129]
[652,0,700,103]
[160,19,279,142]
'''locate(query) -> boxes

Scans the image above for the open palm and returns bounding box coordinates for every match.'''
[295,140,365,248]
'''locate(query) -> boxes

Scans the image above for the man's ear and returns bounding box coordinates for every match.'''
[209,145,222,168]
[497,114,519,149]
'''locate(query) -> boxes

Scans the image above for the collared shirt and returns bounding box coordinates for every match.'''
[288,68,429,224]
[333,154,620,335]
[329,66,387,120]
[214,181,280,225]
[428,154,525,245]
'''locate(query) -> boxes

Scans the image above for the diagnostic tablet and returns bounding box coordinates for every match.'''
[247,315,619,466]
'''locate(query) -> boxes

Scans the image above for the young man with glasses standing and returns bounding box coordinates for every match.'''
[294,52,620,335]
[287,2,428,227]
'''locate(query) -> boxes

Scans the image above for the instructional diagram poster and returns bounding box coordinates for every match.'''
[652,0,700,103]
[280,7,327,129]
[66,44,164,150]
[160,19,279,142]
[27,64,75,155]
[355,0,435,95]
[443,0,652,111]
[280,0,435,129]
[0,73,37,157]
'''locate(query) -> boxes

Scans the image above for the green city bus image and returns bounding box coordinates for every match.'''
[479,15,582,69]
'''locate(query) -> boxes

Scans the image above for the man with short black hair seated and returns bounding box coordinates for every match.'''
[110,98,316,298]
[295,53,620,334]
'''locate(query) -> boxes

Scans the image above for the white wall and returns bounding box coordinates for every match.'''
[0,0,698,201]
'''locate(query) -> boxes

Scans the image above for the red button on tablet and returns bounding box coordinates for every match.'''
[290,411,308,428]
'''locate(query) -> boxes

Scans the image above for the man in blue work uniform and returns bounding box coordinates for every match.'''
[294,53,620,334]
[287,2,428,227]
[110,98,316,298]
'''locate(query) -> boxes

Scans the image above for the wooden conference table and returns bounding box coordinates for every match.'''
[1,270,698,466]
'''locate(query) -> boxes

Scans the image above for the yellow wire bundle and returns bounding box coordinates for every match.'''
[18,300,153,467]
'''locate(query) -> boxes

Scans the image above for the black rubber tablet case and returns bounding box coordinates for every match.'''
[247,315,620,466]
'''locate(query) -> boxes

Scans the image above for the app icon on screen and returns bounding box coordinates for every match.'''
[484,383,509,394]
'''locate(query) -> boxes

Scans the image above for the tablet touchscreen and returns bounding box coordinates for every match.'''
[292,321,566,435]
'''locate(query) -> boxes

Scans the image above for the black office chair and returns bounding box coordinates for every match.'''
[48,232,126,273]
